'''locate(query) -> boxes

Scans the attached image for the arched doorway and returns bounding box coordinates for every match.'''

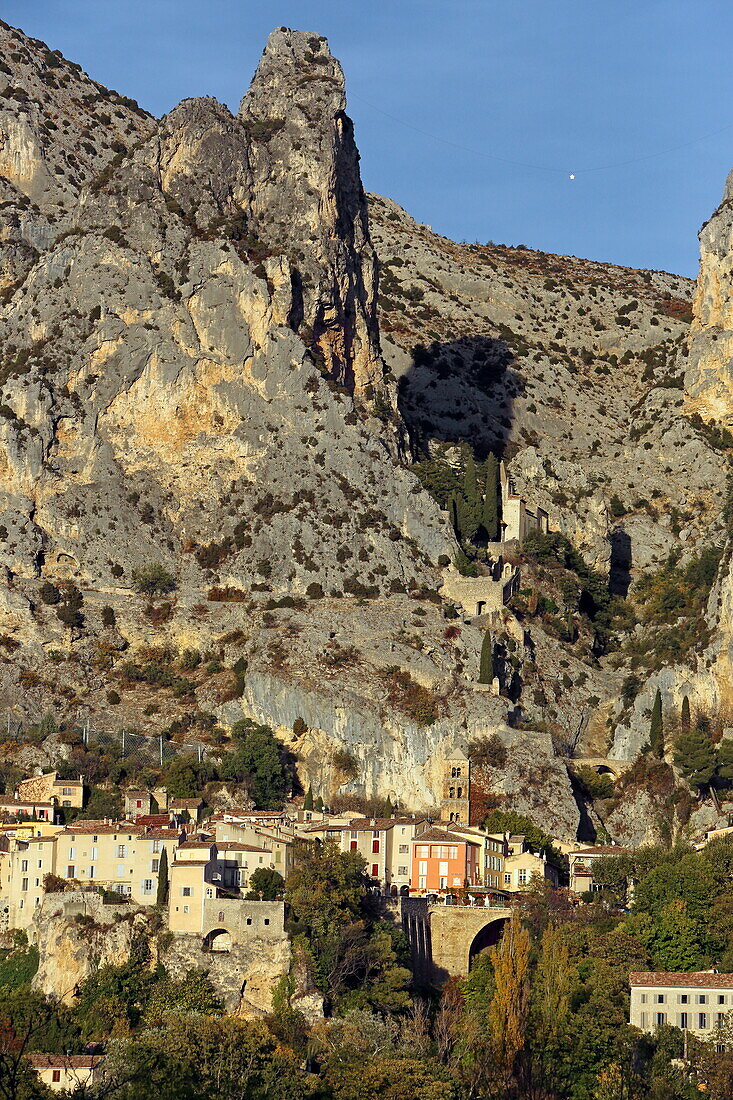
[468,917,509,968]
[202,928,232,953]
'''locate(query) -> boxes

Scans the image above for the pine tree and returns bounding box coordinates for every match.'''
[649,688,664,758]
[488,909,531,1085]
[674,714,716,793]
[461,451,482,543]
[303,786,314,811]
[482,453,500,542]
[680,695,691,733]
[479,630,493,684]
[156,846,169,907]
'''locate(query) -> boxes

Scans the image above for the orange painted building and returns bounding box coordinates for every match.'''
[411,826,481,893]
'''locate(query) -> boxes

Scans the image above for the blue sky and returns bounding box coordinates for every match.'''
[5,0,733,276]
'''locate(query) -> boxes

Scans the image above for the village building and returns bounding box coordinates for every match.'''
[26,1054,104,1093]
[441,745,471,825]
[629,971,733,1036]
[499,462,549,544]
[568,845,629,894]
[123,790,159,818]
[17,772,84,810]
[296,815,429,895]
[411,826,481,894]
[495,834,561,890]
[451,825,507,889]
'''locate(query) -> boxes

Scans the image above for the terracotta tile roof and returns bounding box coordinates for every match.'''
[215,841,268,852]
[124,791,151,800]
[177,839,214,849]
[61,824,142,836]
[630,971,733,989]
[135,815,172,826]
[572,846,630,855]
[27,1054,102,1068]
[172,859,211,866]
[139,828,180,839]
[414,827,479,845]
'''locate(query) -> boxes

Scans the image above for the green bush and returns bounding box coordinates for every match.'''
[131,562,177,596]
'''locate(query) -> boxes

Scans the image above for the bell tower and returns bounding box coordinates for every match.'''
[441,744,470,824]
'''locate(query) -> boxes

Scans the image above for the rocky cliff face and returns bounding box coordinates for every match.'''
[3,18,729,842]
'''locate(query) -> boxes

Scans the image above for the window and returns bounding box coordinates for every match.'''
[152,840,160,854]
[719,995,727,1005]
[439,876,447,889]
[246,918,252,926]
[183,905,189,914]
[264,918,270,926]
[679,1012,688,1029]
[21,878,28,891]
[350,830,358,839]
[398,866,408,875]
[88,867,95,879]
[68,847,76,860]
[504,872,512,885]
[679,994,688,1004]
[399,844,409,854]
[350,841,357,851]
[62,787,72,796]
[417,846,429,859]
[93,836,98,844]
[136,800,142,809]
[143,880,153,893]
[62,800,70,808]
[67,866,74,879]
[52,1071,61,1083]
[117,864,125,877]
[21,860,27,872]
[655,1013,666,1028]
[418,861,427,875]
[717,1013,726,1025]
[117,845,127,859]
[372,839,380,853]
[655,994,665,1004]
[152,859,159,873]
[518,869,528,886]
[418,876,426,889]
[182,886,192,897]
[37,860,42,869]
[371,863,379,877]
[640,1012,647,1029]
[699,1013,708,1029]
[698,994,707,1005]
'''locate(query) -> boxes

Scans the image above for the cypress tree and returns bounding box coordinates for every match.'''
[462,452,481,543]
[649,688,664,758]
[482,453,500,542]
[674,714,716,793]
[156,846,169,907]
[314,795,324,812]
[450,494,462,543]
[303,786,313,811]
[479,630,493,684]
[383,796,393,818]
[680,695,691,734]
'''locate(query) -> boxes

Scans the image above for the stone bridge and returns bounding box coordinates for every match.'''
[385,898,511,982]
[568,757,631,779]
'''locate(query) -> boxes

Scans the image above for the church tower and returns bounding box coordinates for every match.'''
[441,745,470,824]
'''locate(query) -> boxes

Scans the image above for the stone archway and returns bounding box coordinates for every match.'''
[202,927,232,953]
[468,916,509,968]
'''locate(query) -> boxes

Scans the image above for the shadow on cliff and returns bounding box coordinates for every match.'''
[396,335,521,460]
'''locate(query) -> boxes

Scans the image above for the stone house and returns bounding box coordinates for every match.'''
[496,834,560,890]
[16,772,84,811]
[568,844,629,894]
[26,1054,104,1093]
[500,462,549,544]
[630,971,733,1036]
[123,790,158,818]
